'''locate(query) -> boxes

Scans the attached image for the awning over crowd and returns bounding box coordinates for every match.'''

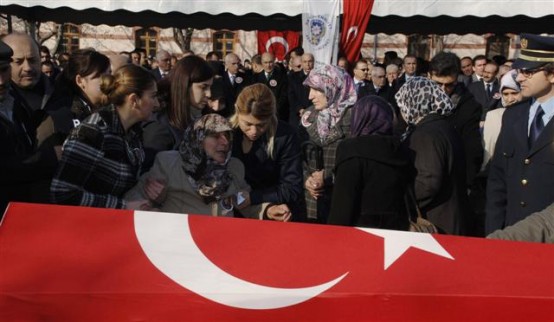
[0,0,553,34]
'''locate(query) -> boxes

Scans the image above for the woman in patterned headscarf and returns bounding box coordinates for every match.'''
[126,114,290,221]
[396,77,471,235]
[300,63,357,223]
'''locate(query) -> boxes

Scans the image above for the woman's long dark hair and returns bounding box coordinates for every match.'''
[56,48,110,108]
[168,55,214,130]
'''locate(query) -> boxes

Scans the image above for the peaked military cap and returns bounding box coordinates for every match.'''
[0,40,13,67]
[513,33,554,70]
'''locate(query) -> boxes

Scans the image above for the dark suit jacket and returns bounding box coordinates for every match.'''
[222,71,250,118]
[486,100,554,233]
[254,67,289,122]
[363,82,395,105]
[446,84,484,186]
[468,80,500,118]
[393,73,414,92]
[354,79,371,98]
[0,95,58,215]
[150,68,164,82]
[458,74,472,88]
[287,71,310,128]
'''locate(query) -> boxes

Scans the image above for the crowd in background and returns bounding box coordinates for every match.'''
[1,31,553,243]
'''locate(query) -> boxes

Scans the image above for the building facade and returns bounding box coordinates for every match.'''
[0,17,520,63]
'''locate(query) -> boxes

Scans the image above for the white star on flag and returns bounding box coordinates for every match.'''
[357,228,454,270]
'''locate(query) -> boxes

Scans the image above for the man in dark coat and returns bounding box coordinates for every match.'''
[468,62,501,118]
[222,53,250,118]
[394,55,417,91]
[365,65,395,104]
[287,53,313,128]
[149,50,172,82]
[486,34,554,234]
[428,51,484,236]
[352,59,371,99]
[254,52,289,122]
[0,40,58,216]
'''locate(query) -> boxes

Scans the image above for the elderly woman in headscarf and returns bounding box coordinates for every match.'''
[328,95,410,230]
[125,113,290,221]
[482,70,524,170]
[396,77,471,235]
[300,63,357,223]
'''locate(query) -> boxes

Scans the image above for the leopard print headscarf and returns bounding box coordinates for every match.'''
[395,76,454,126]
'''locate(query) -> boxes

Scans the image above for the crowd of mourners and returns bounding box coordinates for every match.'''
[1,31,553,243]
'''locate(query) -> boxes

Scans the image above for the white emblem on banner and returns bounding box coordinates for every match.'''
[306,15,330,47]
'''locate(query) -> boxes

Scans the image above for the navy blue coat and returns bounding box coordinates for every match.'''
[486,100,554,233]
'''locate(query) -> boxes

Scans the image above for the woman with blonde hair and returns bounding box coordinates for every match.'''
[230,83,304,220]
[51,64,158,209]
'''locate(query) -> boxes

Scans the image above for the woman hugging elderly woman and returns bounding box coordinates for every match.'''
[125,113,291,222]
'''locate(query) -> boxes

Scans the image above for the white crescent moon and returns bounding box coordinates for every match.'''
[134,211,348,310]
[265,36,289,55]
[345,26,359,45]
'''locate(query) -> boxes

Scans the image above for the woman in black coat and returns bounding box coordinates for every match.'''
[230,84,304,221]
[329,95,410,230]
[395,77,471,235]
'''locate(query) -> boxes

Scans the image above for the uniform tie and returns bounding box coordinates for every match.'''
[355,82,362,94]
[485,83,492,97]
[529,105,545,146]
[230,75,236,85]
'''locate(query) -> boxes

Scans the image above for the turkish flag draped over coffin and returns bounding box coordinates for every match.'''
[1,203,553,321]
[257,31,300,61]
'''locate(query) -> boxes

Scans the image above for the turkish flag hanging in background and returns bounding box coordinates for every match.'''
[340,0,374,64]
[257,31,300,61]
[1,203,553,321]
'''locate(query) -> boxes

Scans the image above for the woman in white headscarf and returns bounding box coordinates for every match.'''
[482,70,524,170]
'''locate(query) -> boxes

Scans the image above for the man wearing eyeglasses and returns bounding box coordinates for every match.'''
[428,51,484,236]
[352,59,371,100]
[486,34,554,235]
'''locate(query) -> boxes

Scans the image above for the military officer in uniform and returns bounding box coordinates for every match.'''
[486,34,554,233]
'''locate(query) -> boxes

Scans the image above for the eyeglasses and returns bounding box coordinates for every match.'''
[517,67,546,79]
[433,80,457,90]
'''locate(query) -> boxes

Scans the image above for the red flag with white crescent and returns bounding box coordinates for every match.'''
[340,0,374,64]
[257,31,300,61]
[1,203,553,321]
